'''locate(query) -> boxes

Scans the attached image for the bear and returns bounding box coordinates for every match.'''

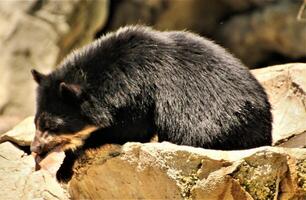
[30,26,272,176]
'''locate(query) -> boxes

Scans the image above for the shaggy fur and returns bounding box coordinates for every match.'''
[31,26,272,157]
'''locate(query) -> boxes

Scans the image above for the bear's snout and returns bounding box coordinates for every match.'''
[30,144,42,154]
[30,130,50,155]
[31,137,44,154]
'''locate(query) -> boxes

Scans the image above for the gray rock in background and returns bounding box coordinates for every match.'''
[104,0,228,38]
[219,0,306,67]
[221,0,277,11]
[104,0,305,67]
[0,0,109,130]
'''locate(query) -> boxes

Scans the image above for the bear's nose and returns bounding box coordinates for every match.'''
[31,129,46,154]
[30,140,43,154]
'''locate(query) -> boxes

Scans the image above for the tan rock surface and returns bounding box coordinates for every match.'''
[69,142,306,200]
[0,116,35,146]
[252,63,306,147]
[0,116,68,200]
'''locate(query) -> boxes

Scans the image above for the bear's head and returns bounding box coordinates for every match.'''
[30,69,98,159]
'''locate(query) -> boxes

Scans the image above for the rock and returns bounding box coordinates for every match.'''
[35,147,66,176]
[0,116,35,146]
[219,0,306,67]
[0,0,109,120]
[0,117,69,200]
[105,0,228,36]
[0,115,22,135]
[69,142,306,200]
[0,141,69,200]
[252,63,306,147]
[221,0,276,11]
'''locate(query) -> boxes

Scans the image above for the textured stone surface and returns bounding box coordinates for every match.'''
[0,117,68,200]
[0,116,35,146]
[0,142,69,200]
[252,63,306,147]
[69,142,306,200]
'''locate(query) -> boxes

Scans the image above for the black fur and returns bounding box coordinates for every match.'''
[33,26,272,151]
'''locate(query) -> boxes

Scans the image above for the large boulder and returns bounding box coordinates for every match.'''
[0,0,108,123]
[69,142,306,200]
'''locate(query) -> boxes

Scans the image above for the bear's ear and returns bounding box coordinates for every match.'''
[31,69,46,84]
[59,82,82,101]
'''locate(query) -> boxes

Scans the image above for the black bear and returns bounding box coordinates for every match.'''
[30,26,272,160]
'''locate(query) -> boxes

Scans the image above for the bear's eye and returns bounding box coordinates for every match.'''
[48,127,60,133]
[42,121,61,133]
[40,125,58,133]
[43,118,65,133]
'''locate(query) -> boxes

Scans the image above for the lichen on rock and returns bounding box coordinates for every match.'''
[231,151,288,200]
[297,159,306,191]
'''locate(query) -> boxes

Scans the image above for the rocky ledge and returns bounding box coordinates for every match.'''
[69,142,306,200]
